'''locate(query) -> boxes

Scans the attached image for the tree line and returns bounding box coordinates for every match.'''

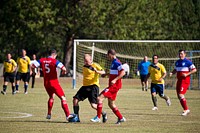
[0,0,199,68]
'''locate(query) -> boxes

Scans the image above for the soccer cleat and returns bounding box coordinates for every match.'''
[46,114,51,119]
[12,91,16,95]
[166,98,171,106]
[115,117,126,125]
[24,91,28,94]
[90,116,101,123]
[15,90,19,93]
[102,112,107,123]
[66,114,74,121]
[181,110,190,116]
[1,91,6,95]
[152,107,158,111]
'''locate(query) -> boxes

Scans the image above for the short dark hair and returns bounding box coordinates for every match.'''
[49,49,57,55]
[179,49,186,53]
[152,54,158,59]
[107,49,116,55]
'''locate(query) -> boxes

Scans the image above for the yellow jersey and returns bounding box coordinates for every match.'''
[83,62,103,87]
[4,59,17,73]
[148,63,166,84]
[17,56,31,73]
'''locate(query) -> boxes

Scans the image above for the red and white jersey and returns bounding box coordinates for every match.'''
[33,56,64,81]
[109,58,124,89]
[175,58,196,82]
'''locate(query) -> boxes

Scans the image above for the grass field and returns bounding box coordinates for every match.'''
[0,77,200,133]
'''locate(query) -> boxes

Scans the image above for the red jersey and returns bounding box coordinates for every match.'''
[33,56,64,81]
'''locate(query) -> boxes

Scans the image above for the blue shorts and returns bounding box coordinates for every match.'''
[140,74,148,82]
[151,83,165,97]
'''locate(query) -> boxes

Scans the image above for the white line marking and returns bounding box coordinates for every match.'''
[0,112,33,118]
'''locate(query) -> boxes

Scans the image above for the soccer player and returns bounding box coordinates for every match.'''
[137,56,151,91]
[30,54,40,88]
[1,53,17,95]
[170,50,196,116]
[146,55,171,111]
[32,49,72,121]
[73,54,107,122]
[90,49,126,124]
[15,49,32,94]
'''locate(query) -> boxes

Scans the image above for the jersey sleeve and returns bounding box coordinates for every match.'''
[33,60,41,68]
[11,59,17,67]
[160,64,166,73]
[56,60,64,69]
[188,60,196,70]
[94,63,103,71]
[27,57,31,65]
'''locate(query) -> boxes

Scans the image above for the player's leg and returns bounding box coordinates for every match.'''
[23,72,30,94]
[151,83,158,110]
[53,83,71,119]
[88,85,107,123]
[176,82,190,116]
[108,99,125,124]
[46,91,55,119]
[140,75,145,91]
[1,73,9,95]
[158,84,171,106]
[31,73,36,88]
[10,73,16,94]
[144,75,148,91]
[15,72,21,93]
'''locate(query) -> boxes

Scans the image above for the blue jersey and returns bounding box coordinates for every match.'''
[138,61,151,75]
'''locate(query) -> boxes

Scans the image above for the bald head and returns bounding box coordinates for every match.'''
[84,54,92,65]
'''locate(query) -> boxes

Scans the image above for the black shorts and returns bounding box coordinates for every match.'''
[4,72,15,83]
[140,74,148,82]
[16,72,30,82]
[73,84,99,104]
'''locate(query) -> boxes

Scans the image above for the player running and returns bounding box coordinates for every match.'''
[90,49,126,124]
[170,50,196,116]
[146,55,171,111]
[1,53,17,95]
[32,49,72,121]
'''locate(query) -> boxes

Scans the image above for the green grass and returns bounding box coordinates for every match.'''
[0,78,200,133]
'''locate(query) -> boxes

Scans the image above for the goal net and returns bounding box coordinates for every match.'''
[73,40,200,90]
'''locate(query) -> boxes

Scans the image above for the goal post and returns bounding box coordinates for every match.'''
[73,39,200,90]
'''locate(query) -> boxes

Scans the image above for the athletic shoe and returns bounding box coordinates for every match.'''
[12,91,16,95]
[90,116,101,123]
[181,110,190,116]
[46,114,51,119]
[24,91,28,94]
[66,114,74,121]
[15,90,19,93]
[1,91,6,95]
[166,98,171,106]
[152,107,158,111]
[115,117,126,125]
[102,112,107,123]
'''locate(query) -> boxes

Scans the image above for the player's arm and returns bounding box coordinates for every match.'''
[111,69,125,85]
[169,69,177,77]
[182,68,197,77]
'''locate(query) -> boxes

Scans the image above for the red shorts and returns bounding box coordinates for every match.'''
[44,80,65,99]
[101,84,120,100]
[176,81,190,95]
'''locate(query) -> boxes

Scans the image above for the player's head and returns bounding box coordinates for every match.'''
[21,49,26,56]
[6,53,11,60]
[152,55,158,64]
[84,53,92,65]
[144,56,148,62]
[32,54,36,60]
[49,49,57,59]
[107,49,116,60]
[178,49,186,60]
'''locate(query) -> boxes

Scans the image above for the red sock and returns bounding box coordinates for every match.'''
[180,98,188,110]
[97,103,103,118]
[112,107,123,120]
[61,100,70,117]
[48,98,54,115]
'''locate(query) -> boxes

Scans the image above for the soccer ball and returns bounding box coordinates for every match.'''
[68,114,79,122]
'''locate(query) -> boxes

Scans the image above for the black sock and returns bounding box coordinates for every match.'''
[152,95,157,107]
[3,85,7,92]
[12,86,15,92]
[73,106,79,114]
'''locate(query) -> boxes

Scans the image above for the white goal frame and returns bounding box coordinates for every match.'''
[73,39,200,89]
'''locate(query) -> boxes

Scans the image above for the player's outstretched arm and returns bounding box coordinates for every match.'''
[169,69,177,77]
